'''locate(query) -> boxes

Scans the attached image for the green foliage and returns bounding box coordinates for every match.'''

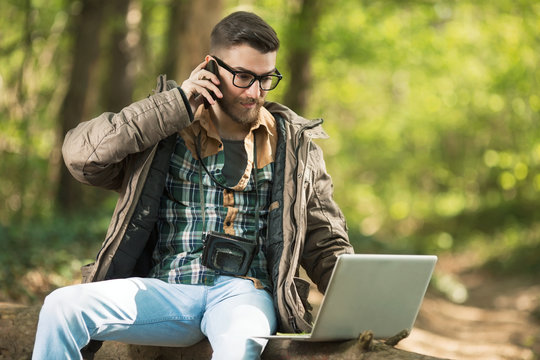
[0,0,71,223]
[303,0,540,270]
[0,210,110,304]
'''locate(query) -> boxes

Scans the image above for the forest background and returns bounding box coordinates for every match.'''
[1,0,539,310]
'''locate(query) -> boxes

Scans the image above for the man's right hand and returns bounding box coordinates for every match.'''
[180,59,222,113]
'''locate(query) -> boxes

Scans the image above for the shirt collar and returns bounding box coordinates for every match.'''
[179,105,277,169]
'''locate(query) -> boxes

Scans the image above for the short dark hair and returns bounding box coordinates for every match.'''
[210,11,280,53]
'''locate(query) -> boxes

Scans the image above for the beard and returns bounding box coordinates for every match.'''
[217,93,264,127]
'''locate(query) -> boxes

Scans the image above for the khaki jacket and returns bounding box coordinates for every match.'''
[63,76,353,333]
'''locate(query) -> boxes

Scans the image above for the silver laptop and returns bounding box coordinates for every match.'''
[263,253,437,341]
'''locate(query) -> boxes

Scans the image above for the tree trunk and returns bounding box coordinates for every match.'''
[282,0,324,115]
[161,0,223,81]
[56,0,106,212]
[11,0,33,221]
[100,0,137,113]
[0,303,447,360]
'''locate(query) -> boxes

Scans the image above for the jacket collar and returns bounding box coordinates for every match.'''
[264,101,329,140]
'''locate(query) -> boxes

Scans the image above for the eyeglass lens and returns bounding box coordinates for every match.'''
[233,73,280,91]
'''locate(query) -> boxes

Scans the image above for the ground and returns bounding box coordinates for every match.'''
[397,254,540,360]
[307,253,540,360]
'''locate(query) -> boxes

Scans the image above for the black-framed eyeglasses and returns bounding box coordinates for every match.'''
[213,56,282,91]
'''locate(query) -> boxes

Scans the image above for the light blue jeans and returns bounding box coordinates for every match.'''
[32,276,276,360]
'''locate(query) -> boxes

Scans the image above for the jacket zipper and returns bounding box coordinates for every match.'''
[285,118,324,332]
[290,118,323,230]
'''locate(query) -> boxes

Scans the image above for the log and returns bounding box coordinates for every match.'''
[0,303,447,359]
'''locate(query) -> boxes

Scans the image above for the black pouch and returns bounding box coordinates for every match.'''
[201,231,258,276]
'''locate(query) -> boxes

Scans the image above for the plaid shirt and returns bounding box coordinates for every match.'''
[149,106,277,290]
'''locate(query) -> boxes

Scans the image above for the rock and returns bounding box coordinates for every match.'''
[0,303,447,360]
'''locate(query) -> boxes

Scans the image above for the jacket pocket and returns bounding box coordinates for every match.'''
[293,277,313,323]
[81,263,96,283]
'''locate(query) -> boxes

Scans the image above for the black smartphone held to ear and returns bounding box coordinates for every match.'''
[203,59,220,108]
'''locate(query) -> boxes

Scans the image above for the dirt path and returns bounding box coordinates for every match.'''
[398,256,540,359]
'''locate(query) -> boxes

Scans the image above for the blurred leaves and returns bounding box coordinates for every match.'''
[307,0,540,266]
[0,210,109,303]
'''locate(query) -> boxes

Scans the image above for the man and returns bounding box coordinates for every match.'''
[33,11,352,360]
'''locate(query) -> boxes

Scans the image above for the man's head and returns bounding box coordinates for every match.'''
[210,11,280,54]
[208,12,281,127]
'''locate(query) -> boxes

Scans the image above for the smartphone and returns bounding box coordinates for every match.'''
[204,59,220,108]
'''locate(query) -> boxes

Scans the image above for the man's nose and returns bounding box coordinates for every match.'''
[245,80,262,98]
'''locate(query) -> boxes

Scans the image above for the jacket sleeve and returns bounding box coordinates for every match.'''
[301,143,354,293]
[62,88,191,191]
